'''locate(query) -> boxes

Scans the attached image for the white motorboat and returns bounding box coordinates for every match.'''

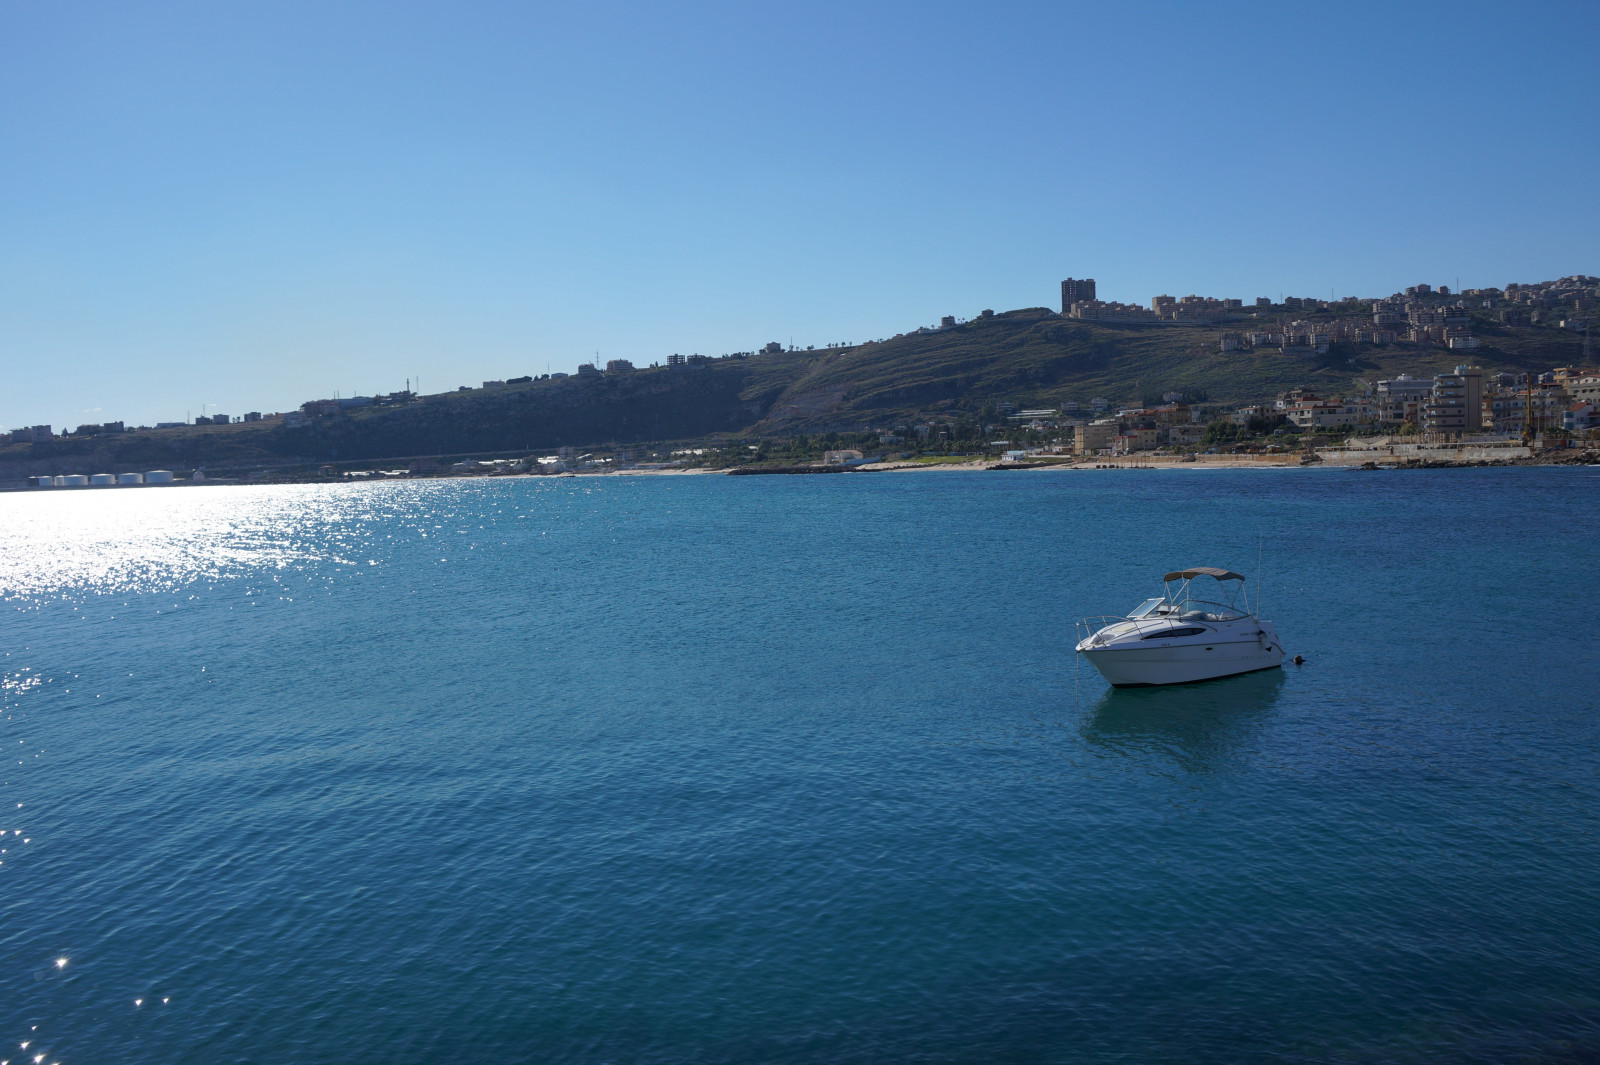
[1075,567,1284,687]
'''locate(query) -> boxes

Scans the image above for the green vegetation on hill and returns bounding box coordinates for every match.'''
[2,306,1591,478]
[745,307,1585,431]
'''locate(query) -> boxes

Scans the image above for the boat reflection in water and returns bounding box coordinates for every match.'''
[1080,667,1286,773]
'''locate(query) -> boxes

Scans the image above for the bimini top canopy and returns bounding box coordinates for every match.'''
[1164,567,1245,582]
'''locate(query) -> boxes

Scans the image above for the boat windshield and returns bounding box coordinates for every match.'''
[1127,598,1168,619]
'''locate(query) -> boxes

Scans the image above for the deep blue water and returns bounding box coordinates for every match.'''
[3,467,1600,1064]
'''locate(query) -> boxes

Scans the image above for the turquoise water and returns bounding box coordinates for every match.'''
[3,468,1599,1063]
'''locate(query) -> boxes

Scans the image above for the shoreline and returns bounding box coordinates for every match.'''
[5,449,1594,493]
[594,451,1600,477]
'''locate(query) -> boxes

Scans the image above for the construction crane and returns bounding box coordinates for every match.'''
[1522,370,1537,446]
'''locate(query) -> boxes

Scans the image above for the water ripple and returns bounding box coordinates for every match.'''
[1,471,1598,1063]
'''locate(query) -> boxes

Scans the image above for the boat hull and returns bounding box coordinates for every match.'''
[1080,639,1284,687]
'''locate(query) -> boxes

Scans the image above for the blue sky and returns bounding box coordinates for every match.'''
[2,0,1596,430]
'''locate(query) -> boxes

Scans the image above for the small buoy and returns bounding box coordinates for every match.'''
[1293,654,1304,665]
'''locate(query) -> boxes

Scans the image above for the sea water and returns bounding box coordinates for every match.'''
[3,468,1599,1063]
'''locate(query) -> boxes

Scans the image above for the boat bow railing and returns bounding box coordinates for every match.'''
[1076,603,1253,650]
[1076,615,1185,648]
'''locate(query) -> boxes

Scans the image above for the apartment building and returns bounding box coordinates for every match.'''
[1284,398,1373,429]
[1113,427,1164,453]
[1374,375,1433,425]
[1060,278,1096,312]
[1485,387,1568,434]
[1373,302,1405,327]
[1144,294,1235,322]
[1067,300,1157,321]
[1168,424,1206,446]
[1074,421,1119,455]
[1423,366,1483,434]
[1129,403,1196,426]
[1564,373,1600,406]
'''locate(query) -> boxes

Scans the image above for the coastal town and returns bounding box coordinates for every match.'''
[1042,273,1599,456]
[4,273,1597,486]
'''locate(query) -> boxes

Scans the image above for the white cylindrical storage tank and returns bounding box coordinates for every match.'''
[118,472,144,485]
[145,470,174,484]
[90,473,116,485]
[62,474,89,486]
[33,475,54,487]
[52,475,68,486]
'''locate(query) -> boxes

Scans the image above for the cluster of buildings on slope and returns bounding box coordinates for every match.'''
[1218,298,1486,354]
[11,412,273,442]
[284,357,729,427]
[1055,276,1598,352]
[1049,364,1599,457]
[873,276,1596,459]
[1255,365,1600,436]
[283,390,425,426]
[7,356,703,441]
[10,272,1595,448]
[1059,279,1248,323]
[7,349,743,441]
[1069,402,1212,455]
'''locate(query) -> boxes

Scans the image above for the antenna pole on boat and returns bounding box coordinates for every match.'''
[1256,536,1264,617]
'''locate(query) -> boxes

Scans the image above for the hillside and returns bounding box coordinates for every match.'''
[745,308,1587,430]
[0,358,803,477]
[2,308,1591,478]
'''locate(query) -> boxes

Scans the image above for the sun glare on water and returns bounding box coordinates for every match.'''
[0,483,455,602]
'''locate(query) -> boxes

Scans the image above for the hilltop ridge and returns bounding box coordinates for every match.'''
[2,293,1593,479]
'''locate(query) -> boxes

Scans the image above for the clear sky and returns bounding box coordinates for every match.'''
[2,0,1596,431]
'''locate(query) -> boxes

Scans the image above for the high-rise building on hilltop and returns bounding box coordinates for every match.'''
[1061,278,1096,313]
